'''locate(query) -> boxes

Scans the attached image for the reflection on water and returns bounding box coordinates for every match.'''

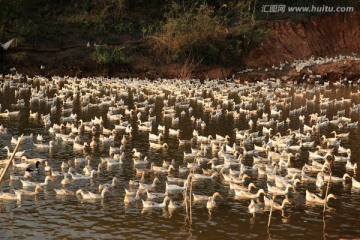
[0,76,359,239]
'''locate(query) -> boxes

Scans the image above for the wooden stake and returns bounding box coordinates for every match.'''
[189,172,193,226]
[0,134,23,184]
[323,167,332,214]
[268,194,276,228]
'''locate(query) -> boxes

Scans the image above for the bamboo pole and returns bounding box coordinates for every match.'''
[184,172,189,224]
[268,194,276,228]
[189,172,193,226]
[0,134,23,184]
[323,166,332,214]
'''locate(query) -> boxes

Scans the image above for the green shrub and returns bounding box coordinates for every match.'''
[94,45,133,65]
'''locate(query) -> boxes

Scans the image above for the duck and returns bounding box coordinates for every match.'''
[229,182,256,192]
[10,171,32,181]
[193,192,222,202]
[88,187,110,199]
[129,172,146,186]
[142,196,170,208]
[166,178,189,192]
[99,177,119,191]
[206,194,223,209]
[76,188,109,200]
[70,169,96,180]
[192,172,218,181]
[54,188,74,196]
[222,173,250,184]
[352,178,360,189]
[146,189,168,201]
[267,183,293,195]
[0,191,22,201]
[124,189,142,204]
[3,146,26,158]
[248,199,260,213]
[151,163,175,173]
[61,160,72,170]
[264,196,291,210]
[14,184,43,196]
[345,160,357,171]
[12,159,31,169]
[234,189,266,199]
[11,136,20,144]
[73,142,89,151]
[331,131,350,140]
[306,190,336,204]
[61,173,71,185]
[316,173,325,188]
[20,176,52,187]
[323,173,351,183]
[21,156,46,163]
[44,161,52,172]
[132,148,143,158]
[0,109,20,118]
[139,177,160,191]
[149,142,169,149]
[168,198,186,210]
[33,141,54,149]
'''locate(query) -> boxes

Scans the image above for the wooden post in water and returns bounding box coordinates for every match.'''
[0,134,23,184]
[268,194,276,228]
[323,166,332,214]
[189,173,193,226]
[184,172,189,224]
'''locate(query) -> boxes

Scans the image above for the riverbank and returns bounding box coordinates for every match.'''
[2,12,359,81]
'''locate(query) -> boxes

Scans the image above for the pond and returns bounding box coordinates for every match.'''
[0,75,359,239]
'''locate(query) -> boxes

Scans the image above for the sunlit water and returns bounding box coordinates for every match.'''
[0,77,359,239]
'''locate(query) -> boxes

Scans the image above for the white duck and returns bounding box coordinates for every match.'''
[99,177,119,191]
[206,194,223,209]
[352,178,360,189]
[235,189,266,199]
[151,163,175,173]
[248,199,260,213]
[88,188,110,199]
[3,146,26,158]
[54,188,74,196]
[139,177,160,191]
[146,189,168,201]
[20,176,52,187]
[267,183,293,195]
[76,188,109,199]
[306,190,336,204]
[193,192,222,202]
[70,169,96,180]
[166,178,189,192]
[142,196,170,208]
[0,191,23,201]
[264,196,291,210]
[61,173,71,185]
[124,189,142,204]
[14,185,43,196]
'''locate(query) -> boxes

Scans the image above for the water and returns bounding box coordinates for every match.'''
[0,76,359,239]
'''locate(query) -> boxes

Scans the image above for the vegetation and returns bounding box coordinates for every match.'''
[94,45,133,66]
[0,0,358,68]
[150,1,269,66]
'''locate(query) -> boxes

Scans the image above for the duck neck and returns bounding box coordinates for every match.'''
[101,189,107,198]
